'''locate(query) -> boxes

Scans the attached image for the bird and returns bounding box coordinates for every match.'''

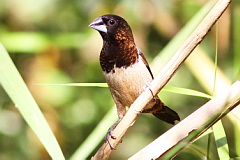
[89,14,180,146]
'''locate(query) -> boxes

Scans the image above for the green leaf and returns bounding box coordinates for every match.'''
[34,83,108,87]
[162,86,212,99]
[213,121,230,160]
[212,23,230,160]
[193,128,213,142]
[35,83,212,99]
[0,43,65,160]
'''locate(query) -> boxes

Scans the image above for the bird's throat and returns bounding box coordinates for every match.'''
[100,40,138,73]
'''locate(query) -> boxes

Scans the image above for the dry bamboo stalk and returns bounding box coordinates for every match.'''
[129,80,240,160]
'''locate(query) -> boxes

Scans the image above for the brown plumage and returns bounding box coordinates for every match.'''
[89,14,180,125]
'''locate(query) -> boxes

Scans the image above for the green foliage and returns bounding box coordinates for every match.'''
[0,44,64,160]
[0,0,239,159]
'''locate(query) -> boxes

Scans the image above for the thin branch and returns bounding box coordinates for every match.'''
[129,80,240,160]
[91,0,232,159]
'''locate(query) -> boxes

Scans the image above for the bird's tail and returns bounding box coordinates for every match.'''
[143,98,180,125]
[152,105,180,125]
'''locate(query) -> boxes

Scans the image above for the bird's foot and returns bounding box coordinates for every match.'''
[144,82,157,101]
[104,119,121,150]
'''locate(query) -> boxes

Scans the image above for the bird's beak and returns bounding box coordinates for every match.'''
[89,17,107,33]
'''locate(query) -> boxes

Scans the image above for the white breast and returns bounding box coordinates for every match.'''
[104,56,153,107]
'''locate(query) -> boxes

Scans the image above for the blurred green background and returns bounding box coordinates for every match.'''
[0,0,239,159]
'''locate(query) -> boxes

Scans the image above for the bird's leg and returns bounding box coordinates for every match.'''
[105,103,126,149]
[104,119,121,149]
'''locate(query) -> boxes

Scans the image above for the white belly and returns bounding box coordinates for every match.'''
[104,59,153,107]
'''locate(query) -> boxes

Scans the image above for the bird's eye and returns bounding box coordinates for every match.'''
[108,19,116,26]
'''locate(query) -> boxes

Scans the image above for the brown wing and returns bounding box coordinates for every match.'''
[138,49,154,79]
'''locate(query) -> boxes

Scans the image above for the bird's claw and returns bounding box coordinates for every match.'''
[104,119,121,150]
[144,82,157,101]
[104,128,116,149]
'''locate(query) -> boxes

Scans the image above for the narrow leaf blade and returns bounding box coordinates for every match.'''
[0,43,65,160]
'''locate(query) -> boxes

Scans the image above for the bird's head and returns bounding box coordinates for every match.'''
[89,14,134,42]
